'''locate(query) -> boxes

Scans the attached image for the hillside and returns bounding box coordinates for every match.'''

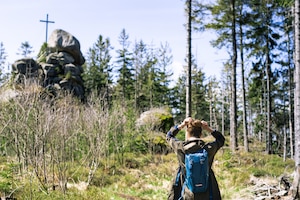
[0,136,295,200]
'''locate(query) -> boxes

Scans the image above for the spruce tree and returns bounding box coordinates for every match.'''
[114,29,135,105]
[83,35,113,101]
[0,42,7,84]
[132,40,148,113]
[17,41,34,57]
[156,42,173,107]
[191,61,209,121]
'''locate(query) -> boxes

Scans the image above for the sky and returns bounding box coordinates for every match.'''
[0,0,228,81]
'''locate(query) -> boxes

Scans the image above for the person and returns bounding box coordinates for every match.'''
[166,117,225,200]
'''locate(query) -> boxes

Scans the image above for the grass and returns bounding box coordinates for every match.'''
[0,138,295,200]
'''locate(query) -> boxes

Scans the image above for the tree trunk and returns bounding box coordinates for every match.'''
[289,64,294,159]
[266,58,272,154]
[230,0,238,151]
[290,0,300,198]
[209,80,213,127]
[289,4,295,160]
[186,0,192,117]
[283,125,287,162]
[239,5,249,152]
[221,87,225,135]
[263,8,272,154]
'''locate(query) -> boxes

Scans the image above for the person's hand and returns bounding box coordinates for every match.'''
[178,117,192,129]
[201,120,213,133]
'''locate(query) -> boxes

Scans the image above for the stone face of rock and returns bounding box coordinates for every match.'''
[12,58,38,74]
[46,52,75,65]
[12,58,44,84]
[48,29,85,66]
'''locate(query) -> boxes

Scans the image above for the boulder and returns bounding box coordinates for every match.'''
[11,58,43,84]
[48,29,85,65]
[136,107,174,133]
[12,58,40,75]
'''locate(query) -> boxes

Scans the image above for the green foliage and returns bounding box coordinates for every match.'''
[158,112,174,133]
[129,133,149,153]
[251,168,268,177]
[0,160,17,195]
[175,130,186,141]
[172,75,186,121]
[83,34,113,98]
[191,63,210,120]
[36,42,48,63]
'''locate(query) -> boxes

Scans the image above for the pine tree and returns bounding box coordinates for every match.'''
[246,0,286,154]
[185,0,192,117]
[275,1,295,159]
[237,0,250,152]
[206,0,238,151]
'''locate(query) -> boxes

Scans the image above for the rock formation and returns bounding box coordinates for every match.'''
[11,29,85,100]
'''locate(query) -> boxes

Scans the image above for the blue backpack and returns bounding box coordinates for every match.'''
[183,148,209,193]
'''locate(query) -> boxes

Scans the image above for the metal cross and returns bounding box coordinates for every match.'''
[40,14,55,43]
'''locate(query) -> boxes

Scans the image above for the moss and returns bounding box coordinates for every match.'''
[158,113,174,133]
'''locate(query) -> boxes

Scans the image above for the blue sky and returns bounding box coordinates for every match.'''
[0,0,227,80]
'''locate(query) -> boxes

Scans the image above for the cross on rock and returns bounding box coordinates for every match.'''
[40,14,55,43]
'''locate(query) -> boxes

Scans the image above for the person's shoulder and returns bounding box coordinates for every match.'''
[183,139,205,152]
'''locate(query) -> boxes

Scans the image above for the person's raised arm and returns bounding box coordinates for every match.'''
[200,120,213,133]
[201,120,225,148]
[166,117,193,139]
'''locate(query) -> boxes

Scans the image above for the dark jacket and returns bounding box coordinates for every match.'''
[166,125,225,200]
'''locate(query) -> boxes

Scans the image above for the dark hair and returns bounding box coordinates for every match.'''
[187,119,202,137]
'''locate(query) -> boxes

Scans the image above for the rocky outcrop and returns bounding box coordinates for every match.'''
[11,29,85,100]
[12,58,44,85]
